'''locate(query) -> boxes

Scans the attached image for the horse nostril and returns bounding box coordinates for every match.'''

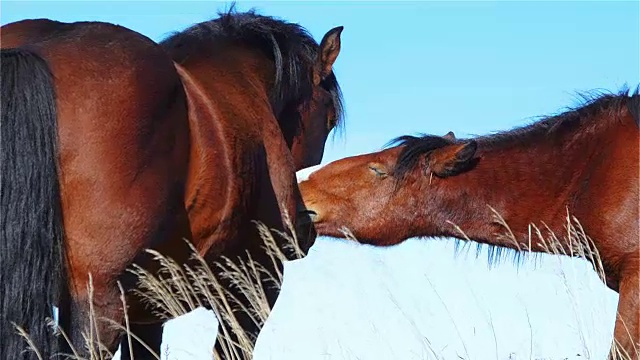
[298,209,319,222]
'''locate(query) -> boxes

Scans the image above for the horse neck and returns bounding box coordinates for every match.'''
[419,118,609,253]
[184,47,274,104]
[174,51,295,251]
[176,51,277,242]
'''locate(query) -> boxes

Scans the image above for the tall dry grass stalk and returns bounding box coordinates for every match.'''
[11,215,304,360]
[448,206,636,360]
[128,214,305,360]
[12,208,636,360]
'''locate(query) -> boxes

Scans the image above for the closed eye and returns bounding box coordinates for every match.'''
[327,113,337,130]
[369,165,387,177]
[326,101,337,130]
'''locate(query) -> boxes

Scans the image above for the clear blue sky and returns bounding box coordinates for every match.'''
[3,1,638,164]
[2,2,638,359]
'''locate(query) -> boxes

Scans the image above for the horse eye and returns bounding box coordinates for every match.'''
[326,106,337,130]
[369,165,387,178]
[327,116,337,130]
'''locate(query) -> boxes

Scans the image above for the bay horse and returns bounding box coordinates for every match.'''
[299,90,639,359]
[1,9,344,360]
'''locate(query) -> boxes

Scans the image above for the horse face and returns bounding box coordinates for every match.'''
[298,136,479,245]
[298,147,415,245]
[291,85,337,169]
[290,26,343,170]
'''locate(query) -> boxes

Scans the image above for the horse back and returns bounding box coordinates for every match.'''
[1,19,69,48]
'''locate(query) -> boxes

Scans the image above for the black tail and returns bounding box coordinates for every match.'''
[0,48,68,360]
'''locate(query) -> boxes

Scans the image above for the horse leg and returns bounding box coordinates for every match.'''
[211,247,270,360]
[59,181,190,359]
[214,140,310,358]
[63,278,126,358]
[64,214,189,360]
[210,223,285,359]
[211,268,282,360]
[118,272,173,360]
[118,322,164,360]
[117,211,193,360]
[212,167,296,358]
[610,265,640,359]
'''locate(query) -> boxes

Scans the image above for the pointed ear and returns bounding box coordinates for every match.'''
[314,26,343,85]
[428,141,477,177]
[443,131,456,141]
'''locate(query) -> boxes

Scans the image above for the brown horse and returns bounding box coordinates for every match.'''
[1,8,344,360]
[299,90,639,359]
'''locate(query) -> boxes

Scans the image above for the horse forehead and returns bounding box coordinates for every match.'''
[296,164,325,183]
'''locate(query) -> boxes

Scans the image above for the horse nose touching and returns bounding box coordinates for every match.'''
[298,208,319,223]
[292,201,318,255]
[296,165,324,223]
[295,196,320,224]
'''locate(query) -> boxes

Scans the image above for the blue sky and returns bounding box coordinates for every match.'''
[2,1,639,359]
[4,1,638,164]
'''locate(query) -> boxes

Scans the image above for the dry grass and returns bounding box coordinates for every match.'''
[11,213,305,360]
[11,208,637,360]
[448,206,636,360]
[128,216,305,360]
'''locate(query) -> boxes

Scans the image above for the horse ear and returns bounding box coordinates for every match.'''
[443,131,456,141]
[429,141,477,177]
[314,26,343,85]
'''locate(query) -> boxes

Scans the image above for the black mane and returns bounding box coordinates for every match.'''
[160,7,344,131]
[387,134,455,181]
[389,87,639,181]
[475,87,638,148]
